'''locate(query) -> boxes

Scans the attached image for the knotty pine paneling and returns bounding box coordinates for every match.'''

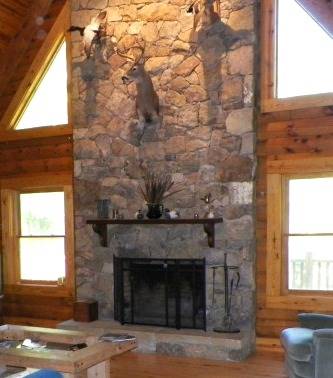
[256,106,333,337]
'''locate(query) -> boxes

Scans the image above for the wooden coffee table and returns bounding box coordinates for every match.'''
[0,324,137,377]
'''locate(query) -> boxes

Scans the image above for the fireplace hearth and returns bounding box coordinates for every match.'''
[114,257,206,330]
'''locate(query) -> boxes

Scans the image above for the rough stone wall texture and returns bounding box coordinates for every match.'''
[71,0,257,355]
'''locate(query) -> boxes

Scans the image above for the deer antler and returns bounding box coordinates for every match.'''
[115,47,136,62]
[116,43,145,64]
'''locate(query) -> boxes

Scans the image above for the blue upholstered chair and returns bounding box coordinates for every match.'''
[281,313,333,378]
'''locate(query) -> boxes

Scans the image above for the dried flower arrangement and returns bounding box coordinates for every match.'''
[138,171,183,205]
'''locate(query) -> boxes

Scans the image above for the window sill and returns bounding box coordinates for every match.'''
[0,124,72,142]
[4,283,74,298]
[261,93,333,113]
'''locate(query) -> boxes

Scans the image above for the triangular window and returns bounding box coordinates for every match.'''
[277,0,333,99]
[15,40,69,130]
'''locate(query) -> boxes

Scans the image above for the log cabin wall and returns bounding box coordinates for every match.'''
[0,135,74,327]
[256,0,333,338]
[256,106,333,338]
[0,0,74,327]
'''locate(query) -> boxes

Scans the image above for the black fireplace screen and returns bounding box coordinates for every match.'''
[114,257,206,330]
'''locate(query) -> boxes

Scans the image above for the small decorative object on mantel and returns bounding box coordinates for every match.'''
[112,209,120,219]
[169,209,180,219]
[211,253,240,333]
[194,213,199,219]
[97,199,110,219]
[138,171,183,219]
[201,192,215,218]
[135,209,144,220]
[164,208,171,219]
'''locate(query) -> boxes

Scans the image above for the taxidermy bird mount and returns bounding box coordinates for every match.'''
[117,45,160,125]
[68,11,107,59]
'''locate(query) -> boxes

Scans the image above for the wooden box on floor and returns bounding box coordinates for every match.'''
[74,300,98,322]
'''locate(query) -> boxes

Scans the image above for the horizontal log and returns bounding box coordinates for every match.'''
[3,316,59,329]
[258,137,333,156]
[3,302,73,320]
[0,156,73,177]
[259,117,333,140]
[4,294,73,306]
[0,134,72,148]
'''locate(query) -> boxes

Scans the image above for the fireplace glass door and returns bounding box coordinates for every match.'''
[114,257,206,330]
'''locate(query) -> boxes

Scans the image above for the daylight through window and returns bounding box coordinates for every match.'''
[287,177,333,291]
[277,0,333,98]
[19,192,66,281]
[15,40,68,130]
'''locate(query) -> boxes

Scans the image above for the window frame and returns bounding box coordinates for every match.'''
[261,0,333,113]
[0,174,74,297]
[266,157,333,311]
[18,189,67,285]
[0,2,72,139]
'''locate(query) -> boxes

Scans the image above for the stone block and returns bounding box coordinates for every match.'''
[228,45,253,75]
[228,182,253,205]
[138,4,180,21]
[228,6,254,31]
[174,56,201,77]
[226,108,253,136]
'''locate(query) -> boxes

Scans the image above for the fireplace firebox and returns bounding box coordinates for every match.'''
[114,257,206,330]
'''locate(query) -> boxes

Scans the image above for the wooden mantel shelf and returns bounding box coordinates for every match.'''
[86,218,223,248]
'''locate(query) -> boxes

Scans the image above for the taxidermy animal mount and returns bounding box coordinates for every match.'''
[68,11,107,59]
[188,0,220,30]
[118,45,160,125]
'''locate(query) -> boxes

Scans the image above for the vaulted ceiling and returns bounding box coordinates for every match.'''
[0,0,31,54]
[0,0,66,125]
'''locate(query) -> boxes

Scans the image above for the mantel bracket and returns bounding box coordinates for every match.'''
[204,223,215,248]
[92,223,108,247]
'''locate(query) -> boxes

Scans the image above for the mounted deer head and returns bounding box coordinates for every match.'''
[117,45,160,125]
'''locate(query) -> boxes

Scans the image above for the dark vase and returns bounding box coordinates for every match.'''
[146,203,163,219]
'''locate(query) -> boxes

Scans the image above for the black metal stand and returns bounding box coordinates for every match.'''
[210,253,240,333]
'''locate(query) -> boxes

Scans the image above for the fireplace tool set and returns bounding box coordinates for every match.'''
[211,253,240,333]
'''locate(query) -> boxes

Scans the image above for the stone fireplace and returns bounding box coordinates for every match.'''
[71,0,257,359]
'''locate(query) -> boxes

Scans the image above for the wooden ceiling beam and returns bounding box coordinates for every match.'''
[0,0,54,97]
[295,0,333,38]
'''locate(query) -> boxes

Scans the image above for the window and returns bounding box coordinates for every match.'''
[266,157,333,311]
[261,0,333,112]
[1,175,74,295]
[19,192,66,282]
[0,2,71,135]
[287,177,333,291]
[15,40,69,130]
